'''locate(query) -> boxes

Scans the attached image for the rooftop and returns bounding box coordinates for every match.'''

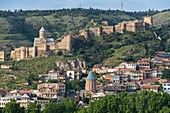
[39,26,46,32]
[86,71,96,80]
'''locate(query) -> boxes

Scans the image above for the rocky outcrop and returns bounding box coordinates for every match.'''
[56,58,86,70]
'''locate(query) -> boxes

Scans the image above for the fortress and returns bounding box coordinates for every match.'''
[0,16,153,61]
[10,27,74,60]
[80,16,153,39]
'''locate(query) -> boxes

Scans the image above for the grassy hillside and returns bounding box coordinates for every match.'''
[73,28,169,67]
[0,8,161,53]
[153,11,170,27]
[0,9,169,90]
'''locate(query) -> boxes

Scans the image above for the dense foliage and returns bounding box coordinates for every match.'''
[2,91,170,113]
[2,99,24,113]
[161,69,170,79]
[79,91,170,113]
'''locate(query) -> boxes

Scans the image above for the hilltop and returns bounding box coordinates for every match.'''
[0,8,170,66]
[0,8,160,52]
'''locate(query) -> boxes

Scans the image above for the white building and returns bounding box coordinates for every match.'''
[0,94,35,108]
[163,80,170,94]
[118,62,137,69]
[47,70,59,80]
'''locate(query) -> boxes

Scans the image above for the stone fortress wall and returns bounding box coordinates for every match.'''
[0,16,153,61]
[80,16,153,39]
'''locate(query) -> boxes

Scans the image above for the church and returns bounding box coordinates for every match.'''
[10,27,74,60]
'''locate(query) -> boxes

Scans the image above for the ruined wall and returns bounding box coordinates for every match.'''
[144,16,153,26]
[126,22,136,32]
[102,26,115,34]
[57,35,73,51]
[115,22,126,33]
[10,46,37,60]
[89,27,102,37]
[80,30,89,39]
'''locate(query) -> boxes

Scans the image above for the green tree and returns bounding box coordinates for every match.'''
[43,98,78,113]
[161,69,170,79]
[25,103,41,113]
[2,99,24,113]
[159,106,170,113]
[147,49,155,57]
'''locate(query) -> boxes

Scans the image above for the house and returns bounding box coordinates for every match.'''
[126,82,140,91]
[141,78,160,85]
[104,73,114,82]
[112,75,121,84]
[151,67,163,78]
[151,56,164,65]
[116,68,136,75]
[137,58,150,70]
[129,70,145,81]
[142,69,152,78]
[103,83,126,93]
[47,70,59,80]
[92,64,108,74]
[140,85,160,93]
[0,94,35,108]
[155,52,170,58]
[104,73,130,84]
[162,80,170,94]
[66,70,81,80]
[118,62,137,69]
[162,59,170,66]
[37,83,66,98]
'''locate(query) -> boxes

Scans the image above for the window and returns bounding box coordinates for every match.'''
[164,84,166,86]
[168,88,170,90]
[164,88,166,90]
[168,84,170,86]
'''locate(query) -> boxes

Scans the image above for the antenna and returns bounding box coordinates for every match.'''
[121,0,124,11]
[79,3,81,8]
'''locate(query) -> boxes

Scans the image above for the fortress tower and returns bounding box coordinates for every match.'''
[144,16,153,26]
[85,71,96,92]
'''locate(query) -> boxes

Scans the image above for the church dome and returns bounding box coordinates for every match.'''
[86,71,96,80]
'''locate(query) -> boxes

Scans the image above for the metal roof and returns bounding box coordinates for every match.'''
[39,27,46,32]
[86,71,96,80]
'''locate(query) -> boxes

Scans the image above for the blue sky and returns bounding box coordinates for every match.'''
[0,0,169,11]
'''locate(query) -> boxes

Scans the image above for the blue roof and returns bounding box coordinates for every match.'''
[86,71,96,80]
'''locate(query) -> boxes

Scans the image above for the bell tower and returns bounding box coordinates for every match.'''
[39,27,46,39]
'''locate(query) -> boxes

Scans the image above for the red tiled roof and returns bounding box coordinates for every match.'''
[163,80,170,83]
[141,78,160,83]
[141,85,159,90]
